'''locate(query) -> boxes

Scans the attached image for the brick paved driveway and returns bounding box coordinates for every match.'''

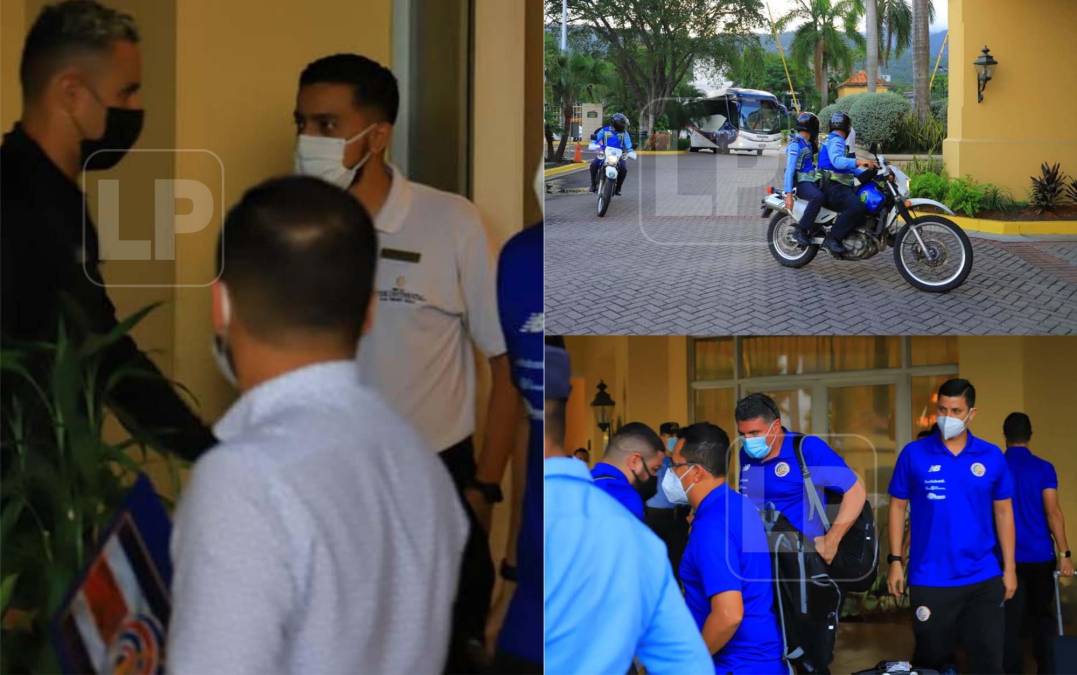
[545,151,1077,335]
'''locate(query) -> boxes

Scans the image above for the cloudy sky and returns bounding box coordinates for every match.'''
[762,0,949,33]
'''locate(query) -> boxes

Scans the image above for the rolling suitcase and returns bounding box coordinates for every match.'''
[1051,570,1077,674]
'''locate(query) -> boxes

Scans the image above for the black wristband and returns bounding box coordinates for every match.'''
[1064,550,1072,559]
[468,479,504,504]
[887,554,903,564]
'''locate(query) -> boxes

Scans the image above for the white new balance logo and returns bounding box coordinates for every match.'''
[928,465,941,473]
[520,312,544,334]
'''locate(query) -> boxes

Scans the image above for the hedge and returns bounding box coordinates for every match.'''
[848,92,912,148]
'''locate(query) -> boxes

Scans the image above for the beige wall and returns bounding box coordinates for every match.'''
[944,0,1077,197]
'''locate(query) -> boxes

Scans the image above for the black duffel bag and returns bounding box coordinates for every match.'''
[791,434,879,593]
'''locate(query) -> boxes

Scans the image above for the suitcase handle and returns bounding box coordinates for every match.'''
[1056,570,1064,637]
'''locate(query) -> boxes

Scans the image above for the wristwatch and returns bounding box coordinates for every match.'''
[468,479,504,504]
[887,554,904,564]
[1064,550,1072,559]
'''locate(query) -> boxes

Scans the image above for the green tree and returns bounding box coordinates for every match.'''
[729,43,813,109]
[912,0,931,121]
[544,33,611,161]
[775,0,866,108]
[548,0,763,147]
[874,0,932,68]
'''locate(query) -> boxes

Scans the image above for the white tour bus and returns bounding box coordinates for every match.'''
[687,88,786,155]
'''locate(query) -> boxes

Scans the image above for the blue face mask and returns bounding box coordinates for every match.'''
[666,437,676,451]
[742,419,778,459]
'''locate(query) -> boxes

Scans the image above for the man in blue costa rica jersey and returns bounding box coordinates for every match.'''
[1001,412,1073,675]
[590,422,666,521]
[665,422,787,674]
[887,378,1017,674]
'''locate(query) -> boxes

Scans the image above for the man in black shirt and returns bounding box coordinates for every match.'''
[1,0,214,460]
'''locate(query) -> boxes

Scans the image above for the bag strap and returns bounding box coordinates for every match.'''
[791,433,831,532]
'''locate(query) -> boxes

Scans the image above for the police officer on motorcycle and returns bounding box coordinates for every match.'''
[818,112,877,255]
[783,112,825,247]
[589,113,633,195]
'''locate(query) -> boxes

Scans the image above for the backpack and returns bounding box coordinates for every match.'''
[791,434,879,593]
[764,503,841,674]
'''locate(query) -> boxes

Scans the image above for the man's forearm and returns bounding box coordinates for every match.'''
[474,354,520,484]
[994,501,1016,570]
[889,498,907,557]
[827,479,866,542]
[701,612,739,655]
[1050,509,1070,554]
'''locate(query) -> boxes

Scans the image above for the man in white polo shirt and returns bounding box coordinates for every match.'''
[293,53,519,672]
[168,176,467,673]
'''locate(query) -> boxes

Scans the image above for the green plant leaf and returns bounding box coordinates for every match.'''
[1,574,19,613]
[76,302,162,359]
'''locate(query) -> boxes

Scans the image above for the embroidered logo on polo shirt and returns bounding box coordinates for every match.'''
[378,276,426,305]
[928,464,941,473]
[971,462,986,477]
[774,461,790,478]
[520,312,544,334]
[916,606,931,622]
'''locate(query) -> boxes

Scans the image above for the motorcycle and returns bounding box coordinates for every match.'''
[589,143,637,217]
[760,144,973,293]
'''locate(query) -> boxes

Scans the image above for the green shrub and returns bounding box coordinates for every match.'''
[930,98,948,126]
[849,92,912,149]
[1067,176,1077,205]
[677,137,690,151]
[891,112,945,154]
[906,155,945,178]
[910,171,949,202]
[982,183,1017,213]
[946,176,987,217]
[818,93,866,127]
[1030,162,1069,213]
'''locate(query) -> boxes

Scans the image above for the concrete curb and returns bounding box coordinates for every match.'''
[944,214,1077,236]
[544,162,588,178]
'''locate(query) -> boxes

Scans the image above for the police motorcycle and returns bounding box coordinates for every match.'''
[588,119,638,218]
[760,143,973,293]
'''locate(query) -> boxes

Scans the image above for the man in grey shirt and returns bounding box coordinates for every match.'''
[167,176,468,673]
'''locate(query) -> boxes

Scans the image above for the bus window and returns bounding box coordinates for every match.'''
[738,97,782,134]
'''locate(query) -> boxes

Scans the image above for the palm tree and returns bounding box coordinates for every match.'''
[912,0,931,121]
[544,47,610,162]
[866,0,878,91]
[776,0,866,108]
[873,0,933,68]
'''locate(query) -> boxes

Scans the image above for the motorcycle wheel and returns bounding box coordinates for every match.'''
[597,176,614,217]
[767,212,818,268]
[893,216,974,292]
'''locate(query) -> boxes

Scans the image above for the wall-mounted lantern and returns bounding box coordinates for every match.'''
[590,380,615,433]
[974,46,997,103]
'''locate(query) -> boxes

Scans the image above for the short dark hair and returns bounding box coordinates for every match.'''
[20,0,139,102]
[917,428,936,439]
[218,176,377,345]
[938,378,976,408]
[659,422,680,437]
[606,422,664,459]
[679,422,731,477]
[1003,412,1032,444]
[735,393,781,423]
[299,53,399,124]
[573,447,589,458]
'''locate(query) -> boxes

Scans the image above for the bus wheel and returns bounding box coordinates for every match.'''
[689,146,699,152]
[756,149,763,156]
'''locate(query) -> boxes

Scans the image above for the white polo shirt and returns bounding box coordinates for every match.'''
[357,165,506,452]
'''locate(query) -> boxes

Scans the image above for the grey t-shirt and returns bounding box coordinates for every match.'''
[167,360,468,674]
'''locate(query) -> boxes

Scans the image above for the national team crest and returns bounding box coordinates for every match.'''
[971,462,986,477]
[775,461,790,478]
[916,605,931,622]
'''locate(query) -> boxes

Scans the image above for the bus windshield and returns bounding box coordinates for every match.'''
[736,96,782,134]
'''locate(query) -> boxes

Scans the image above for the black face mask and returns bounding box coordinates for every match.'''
[80,105,144,172]
[633,463,658,501]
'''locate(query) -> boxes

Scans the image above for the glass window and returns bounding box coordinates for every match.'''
[744,387,813,435]
[740,337,899,377]
[910,336,958,366]
[911,374,953,439]
[738,96,782,134]
[693,338,734,381]
[693,388,735,433]
[828,384,895,501]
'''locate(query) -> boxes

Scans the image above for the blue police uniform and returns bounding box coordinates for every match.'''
[680,483,786,674]
[889,430,1015,673]
[493,224,543,667]
[591,461,645,521]
[783,134,825,235]
[544,457,712,675]
[590,125,633,193]
[739,430,858,539]
[817,131,867,243]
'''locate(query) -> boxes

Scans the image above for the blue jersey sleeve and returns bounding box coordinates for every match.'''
[803,436,857,493]
[889,445,911,499]
[636,566,714,674]
[624,132,634,152]
[784,141,799,192]
[993,458,1015,500]
[1044,461,1059,491]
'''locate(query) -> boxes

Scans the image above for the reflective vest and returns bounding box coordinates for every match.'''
[818,131,855,186]
[791,136,819,184]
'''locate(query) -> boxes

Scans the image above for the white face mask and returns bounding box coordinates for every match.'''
[937,410,972,440]
[661,464,695,505]
[211,285,238,388]
[293,124,376,189]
